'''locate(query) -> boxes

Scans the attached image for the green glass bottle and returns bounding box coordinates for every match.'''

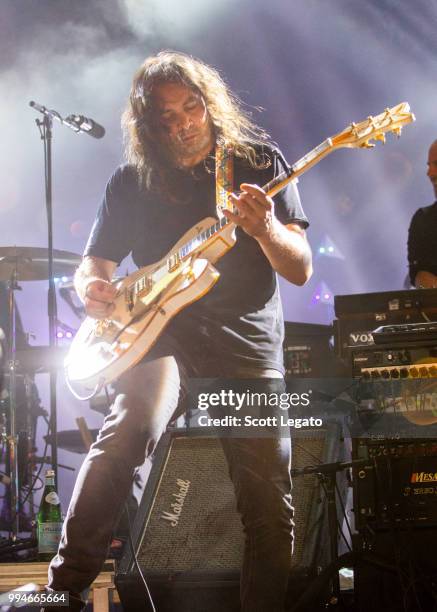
[37,469,63,561]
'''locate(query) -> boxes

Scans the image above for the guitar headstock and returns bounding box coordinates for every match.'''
[332,102,415,149]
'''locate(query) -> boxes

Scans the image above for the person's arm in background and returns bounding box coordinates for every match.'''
[408,209,437,288]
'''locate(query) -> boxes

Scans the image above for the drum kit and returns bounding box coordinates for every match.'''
[0,246,81,551]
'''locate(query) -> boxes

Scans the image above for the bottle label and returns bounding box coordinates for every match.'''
[45,491,60,505]
[38,522,62,554]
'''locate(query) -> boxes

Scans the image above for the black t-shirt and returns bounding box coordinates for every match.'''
[84,148,309,373]
[408,201,437,285]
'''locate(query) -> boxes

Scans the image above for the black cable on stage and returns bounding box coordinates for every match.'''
[19,439,49,509]
[124,498,157,612]
[334,480,353,549]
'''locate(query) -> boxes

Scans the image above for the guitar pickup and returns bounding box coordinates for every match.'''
[167,253,180,272]
[128,276,154,307]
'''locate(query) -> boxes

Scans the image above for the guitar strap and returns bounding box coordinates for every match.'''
[215,144,234,220]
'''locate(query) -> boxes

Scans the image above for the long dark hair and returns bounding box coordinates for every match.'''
[121,50,272,193]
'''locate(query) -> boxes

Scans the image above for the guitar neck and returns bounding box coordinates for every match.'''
[263,138,333,197]
[181,138,335,255]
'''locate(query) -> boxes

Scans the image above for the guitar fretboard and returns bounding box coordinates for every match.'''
[179,215,228,259]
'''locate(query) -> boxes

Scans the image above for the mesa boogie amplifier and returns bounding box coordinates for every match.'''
[334,288,437,359]
[353,438,437,530]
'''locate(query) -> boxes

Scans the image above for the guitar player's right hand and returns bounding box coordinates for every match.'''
[84,279,117,319]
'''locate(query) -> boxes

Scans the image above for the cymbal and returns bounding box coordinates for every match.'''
[0,247,81,281]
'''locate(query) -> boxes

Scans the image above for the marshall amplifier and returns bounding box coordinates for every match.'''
[116,425,346,612]
[333,288,437,360]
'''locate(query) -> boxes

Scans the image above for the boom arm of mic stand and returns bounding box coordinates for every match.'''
[290,457,370,477]
[29,101,84,136]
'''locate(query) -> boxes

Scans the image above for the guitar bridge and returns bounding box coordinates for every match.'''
[94,319,115,338]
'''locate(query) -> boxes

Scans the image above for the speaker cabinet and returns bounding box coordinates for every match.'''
[352,437,437,611]
[116,423,345,612]
[354,529,437,612]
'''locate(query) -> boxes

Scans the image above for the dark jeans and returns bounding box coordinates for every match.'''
[48,336,293,612]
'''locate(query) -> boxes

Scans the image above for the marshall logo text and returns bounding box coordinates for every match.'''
[160,478,191,527]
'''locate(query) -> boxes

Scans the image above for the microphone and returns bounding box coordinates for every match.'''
[29,101,106,139]
[64,114,106,139]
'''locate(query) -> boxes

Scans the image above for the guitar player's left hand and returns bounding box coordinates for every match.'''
[225,183,276,239]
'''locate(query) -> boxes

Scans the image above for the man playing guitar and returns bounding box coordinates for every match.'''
[47,51,312,612]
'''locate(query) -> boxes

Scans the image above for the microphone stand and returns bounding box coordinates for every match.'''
[34,112,59,487]
[6,268,20,537]
[29,100,104,489]
[290,457,370,609]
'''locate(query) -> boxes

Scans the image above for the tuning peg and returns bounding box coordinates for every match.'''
[392,127,402,137]
[349,122,358,137]
[375,133,386,144]
[359,140,376,149]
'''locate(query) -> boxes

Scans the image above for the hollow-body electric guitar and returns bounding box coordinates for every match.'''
[65,102,415,396]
